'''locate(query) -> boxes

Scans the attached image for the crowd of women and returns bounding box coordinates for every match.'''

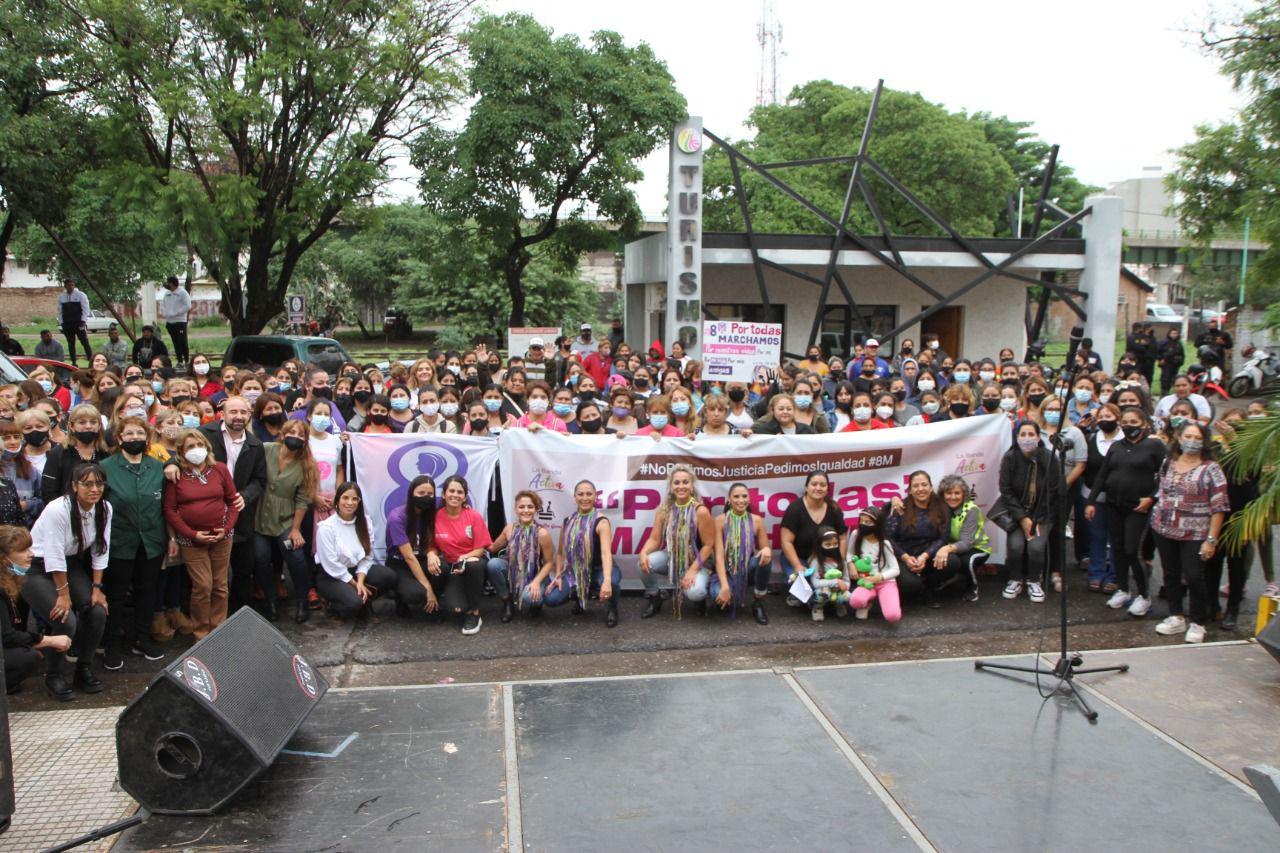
[0,326,1274,703]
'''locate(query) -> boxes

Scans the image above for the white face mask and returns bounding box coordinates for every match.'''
[875,405,894,421]
[184,447,208,466]
[528,398,549,415]
[440,402,459,417]
[421,403,440,417]
[193,362,210,376]
[853,406,873,422]
[917,379,935,392]
[922,401,940,415]
[999,397,1017,412]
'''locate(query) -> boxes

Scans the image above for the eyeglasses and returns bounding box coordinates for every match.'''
[76,480,105,490]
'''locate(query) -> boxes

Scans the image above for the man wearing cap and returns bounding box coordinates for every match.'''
[570,322,598,357]
[159,275,193,366]
[859,339,891,379]
[523,337,550,383]
[99,323,129,371]
[131,324,169,367]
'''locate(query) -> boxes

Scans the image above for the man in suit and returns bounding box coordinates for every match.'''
[199,395,269,616]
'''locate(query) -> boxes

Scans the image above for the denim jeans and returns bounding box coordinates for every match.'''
[1086,501,1115,585]
[707,556,770,602]
[519,577,576,608]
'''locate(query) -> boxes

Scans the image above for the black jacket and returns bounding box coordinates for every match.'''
[998,445,1064,526]
[40,444,109,507]
[1088,435,1166,511]
[750,418,816,435]
[198,421,268,542]
[0,591,38,651]
[1158,338,1185,370]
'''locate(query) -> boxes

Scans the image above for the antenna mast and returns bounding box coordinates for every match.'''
[756,0,782,106]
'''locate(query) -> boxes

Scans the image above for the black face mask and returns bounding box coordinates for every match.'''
[1097,420,1118,434]
[728,388,746,403]
[901,346,913,354]
[949,403,970,417]
[861,369,876,376]
[262,412,286,428]
[836,399,852,413]
[120,438,148,456]
[24,430,48,447]
[579,390,595,403]
[1119,362,1136,373]
[1026,393,1046,408]
[353,390,373,404]
[892,390,906,402]
[369,413,388,425]
[470,418,490,434]
[335,394,351,406]
[171,395,191,406]
[312,387,332,400]
[73,429,100,445]
[283,435,305,451]
[1121,424,1144,440]
[634,378,649,389]
[1001,377,1019,387]
[858,524,876,535]
[981,398,1000,412]
[411,495,435,511]
[579,418,603,433]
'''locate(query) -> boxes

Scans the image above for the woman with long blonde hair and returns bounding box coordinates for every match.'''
[637,464,721,619]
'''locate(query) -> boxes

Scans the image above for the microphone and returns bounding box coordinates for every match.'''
[1063,325,1085,374]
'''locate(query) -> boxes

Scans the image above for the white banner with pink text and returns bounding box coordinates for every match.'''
[498,414,1012,579]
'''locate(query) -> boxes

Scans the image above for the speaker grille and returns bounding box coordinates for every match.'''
[166,608,328,764]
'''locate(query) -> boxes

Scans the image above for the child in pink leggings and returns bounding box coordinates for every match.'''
[847,506,902,623]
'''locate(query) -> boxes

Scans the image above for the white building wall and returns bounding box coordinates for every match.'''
[700,264,1028,358]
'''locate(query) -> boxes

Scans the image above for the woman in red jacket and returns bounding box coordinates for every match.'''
[163,429,240,638]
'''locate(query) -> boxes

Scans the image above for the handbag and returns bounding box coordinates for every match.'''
[985,496,1020,533]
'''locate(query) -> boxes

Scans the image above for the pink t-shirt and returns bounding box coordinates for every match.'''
[434,507,493,563]
[513,413,568,433]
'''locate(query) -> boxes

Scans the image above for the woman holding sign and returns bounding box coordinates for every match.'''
[637,465,720,619]
[714,483,772,624]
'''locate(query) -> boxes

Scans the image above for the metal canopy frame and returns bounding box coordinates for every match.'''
[700,79,1089,352]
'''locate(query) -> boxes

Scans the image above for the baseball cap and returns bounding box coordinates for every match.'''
[580,323,592,331]
[529,337,545,348]
[866,338,880,347]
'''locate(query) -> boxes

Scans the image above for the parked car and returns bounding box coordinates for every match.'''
[0,352,37,384]
[222,335,355,375]
[1145,303,1181,323]
[84,309,115,332]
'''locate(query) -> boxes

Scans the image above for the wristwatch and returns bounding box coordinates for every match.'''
[92,582,104,590]
[1205,536,1218,545]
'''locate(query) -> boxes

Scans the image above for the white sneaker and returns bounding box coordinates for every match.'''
[1128,595,1152,617]
[854,607,870,620]
[811,607,825,622]
[1106,589,1133,609]
[1155,614,1187,636]
[1002,580,1023,599]
[1027,582,1046,603]
[1184,623,1206,644]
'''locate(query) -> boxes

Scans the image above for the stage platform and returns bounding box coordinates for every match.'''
[103,641,1278,852]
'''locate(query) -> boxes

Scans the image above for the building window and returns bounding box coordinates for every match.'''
[705,303,786,325]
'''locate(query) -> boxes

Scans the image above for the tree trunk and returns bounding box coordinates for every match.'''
[40,225,138,342]
[504,249,532,328]
[0,211,15,286]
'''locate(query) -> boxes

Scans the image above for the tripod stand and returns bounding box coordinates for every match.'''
[975,350,1129,722]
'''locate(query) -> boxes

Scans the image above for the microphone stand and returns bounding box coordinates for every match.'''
[975,350,1129,722]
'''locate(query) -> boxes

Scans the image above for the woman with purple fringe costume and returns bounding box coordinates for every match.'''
[637,464,721,620]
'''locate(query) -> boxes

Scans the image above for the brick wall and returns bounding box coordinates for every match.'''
[0,286,63,325]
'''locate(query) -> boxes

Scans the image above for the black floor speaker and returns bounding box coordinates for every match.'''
[1259,609,1280,667]
[116,607,329,814]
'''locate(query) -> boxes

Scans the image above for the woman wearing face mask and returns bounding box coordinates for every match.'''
[933,383,975,423]
[100,416,170,670]
[1160,400,1199,445]
[788,379,830,434]
[41,403,110,505]
[10,411,52,524]
[1066,375,1100,428]
[975,360,998,385]
[405,387,457,434]
[164,430,238,639]
[1081,403,1122,593]
[638,465,720,618]
[1148,422,1229,644]
[1020,378,1049,417]
[464,385,514,435]
[998,421,1063,604]
[569,400,611,436]
[432,475,489,635]
[822,359,846,399]
[668,386,701,436]
[870,392,898,429]
[252,419,317,623]
[976,381,1004,417]
[636,395,684,438]
[848,506,903,621]
[995,384,1021,426]
[345,377,374,432]
[605,387,640,435]
[908,369,939,407]
[1085,406,1165,617]
[513,381,569,433]
[0,525,75,695]
[27,365,71,412]
[107,391,149,446]
[543,386,577,432]
[358,395,393,435]
[251,392,288,443]
[188,353,222,400]
[435,387,464,432]
[905,390,943,426]
[330,376,355,422]
[306,399,345,577]
[23,463,111,699]
[851,357,880,394]
[950,360,974,390]
[315,482,396,621]
[887,378,919,426]
[385,384,416,432]
[1035,395,1088,593]
[383,475,442,619]
[827,381,855,431]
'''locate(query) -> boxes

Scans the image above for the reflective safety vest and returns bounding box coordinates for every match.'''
[950,500,992,554]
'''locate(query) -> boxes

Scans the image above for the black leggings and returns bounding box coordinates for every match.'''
[315,564,396,619]
[945,550,989,590]
[1153,532,1210,625]
[1205,511,1252,611]
[387,555,432,611]
[20,555,106,673]
[5,646,40,690]
[1107,505,1150,596]
[104,543,164,650]
[1007,527,1049,582]
[894,551,960,599]
[61,324,92,364]
[426,559,485,614]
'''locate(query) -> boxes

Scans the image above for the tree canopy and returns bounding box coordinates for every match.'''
[702,81,1093,238]
[1170,2,1280,314]
[413,13,685,327]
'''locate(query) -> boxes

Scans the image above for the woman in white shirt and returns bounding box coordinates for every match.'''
[22,461,111,700]
[314,482,396,619]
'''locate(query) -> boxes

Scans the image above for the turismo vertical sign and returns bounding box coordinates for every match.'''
[667,117,704,359]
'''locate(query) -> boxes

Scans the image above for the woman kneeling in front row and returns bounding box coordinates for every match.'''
[486,491,556,621]
[637,465,722,618]
[315,482,396,619]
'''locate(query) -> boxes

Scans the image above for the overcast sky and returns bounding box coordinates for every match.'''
[395,0,1244,219]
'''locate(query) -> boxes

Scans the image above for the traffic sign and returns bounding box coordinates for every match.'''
[287,295,306,324]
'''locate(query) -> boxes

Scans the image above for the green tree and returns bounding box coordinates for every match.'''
[702,82,1018,236]
[1169,3,1280,307]
[67,0,472,335]
[413,13,685,327]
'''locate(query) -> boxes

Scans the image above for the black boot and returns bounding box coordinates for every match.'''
[45,672,73,702]
[295,599,310,624]
[74,662,104,694]
[695,598,708,616]
[641,594,663,619]
[752,598,769,625]
[528,604,542,618]
[606,596,619,628]
[500,597,515,623]
[1221,605,1239,631]
[395,597,412,619]
[571,597,585,615]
